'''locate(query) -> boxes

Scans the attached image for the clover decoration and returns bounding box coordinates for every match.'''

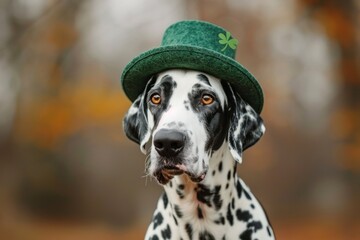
[218,31,238,52]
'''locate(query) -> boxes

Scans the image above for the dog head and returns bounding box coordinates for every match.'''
[123,70,265,184]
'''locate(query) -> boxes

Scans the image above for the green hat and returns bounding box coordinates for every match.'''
[121,20,264,113]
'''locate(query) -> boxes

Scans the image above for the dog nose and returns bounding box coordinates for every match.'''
[154,129,185,157]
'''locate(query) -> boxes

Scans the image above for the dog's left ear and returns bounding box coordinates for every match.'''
[123,77,156,154]
[222,82,265,163]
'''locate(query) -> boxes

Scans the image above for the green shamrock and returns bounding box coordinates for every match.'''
[218,31,238,52]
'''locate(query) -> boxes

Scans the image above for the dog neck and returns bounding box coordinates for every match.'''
[162,142,239,226]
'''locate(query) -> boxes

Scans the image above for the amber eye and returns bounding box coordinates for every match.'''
[150,93,161,105]
[201,94,214,105]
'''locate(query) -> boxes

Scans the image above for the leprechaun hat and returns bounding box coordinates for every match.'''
[121,20,263,113]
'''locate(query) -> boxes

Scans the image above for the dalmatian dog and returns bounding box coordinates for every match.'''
[123,69,275,240]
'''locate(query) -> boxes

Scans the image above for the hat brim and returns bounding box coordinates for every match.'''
[121,45,263,114]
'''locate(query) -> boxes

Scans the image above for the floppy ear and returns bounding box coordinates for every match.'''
[223,82,265,163]
[123,77,156,154]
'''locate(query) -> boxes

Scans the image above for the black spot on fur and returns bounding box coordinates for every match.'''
[174,205,183,218]
[161,224,171,239]
[214,215,225,225]
[226,203,233,226]
[218,161,223,172]
[162,193,168,209]
[248,221,263,232]
[196,184,212,207]
[197,205,204,219]
[176,189,184,199]
[213,185,223,210]
[250,204,255,209]
[196,184,223,210]
[227,170,231,180]
[159,75,175,89]
[152,212,163,230]
[267,226,272,237]
[150,234,159,240]
[177,184,185,199]
[173,215,178,225]
[199,230,215,240]
[239,229,253,240]
[225,183,229,189]
[185,223,193,240]
[236,181,242,198]
[243,189,252,200]
[231,198,235,209]
[236,209,253,222]
[197,74,211,86]
[184,102,190,111]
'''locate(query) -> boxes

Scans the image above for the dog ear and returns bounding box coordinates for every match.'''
[223,82,265,163]
[123,77,156,154]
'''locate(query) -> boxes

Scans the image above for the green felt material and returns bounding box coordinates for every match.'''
[120,20,264,113]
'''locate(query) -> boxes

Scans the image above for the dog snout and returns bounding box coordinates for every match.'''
[154,129,186,157]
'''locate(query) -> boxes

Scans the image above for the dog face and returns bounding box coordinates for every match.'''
[123,70,265,184]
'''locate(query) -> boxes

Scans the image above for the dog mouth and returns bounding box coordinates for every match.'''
[154,164,206,185]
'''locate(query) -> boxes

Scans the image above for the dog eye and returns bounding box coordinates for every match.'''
[150,93,161,105]
[201,94,214,105]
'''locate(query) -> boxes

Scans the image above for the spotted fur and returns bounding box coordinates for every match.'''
[123,70,275,239]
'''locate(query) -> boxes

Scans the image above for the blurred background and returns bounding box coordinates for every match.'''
[0,0,359,239]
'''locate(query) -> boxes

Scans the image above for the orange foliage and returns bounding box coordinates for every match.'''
[43,21,78,50]
[331,108,360,171]
[314,5,355,47]
[331,108,358,140]
[14,82,130,149]
[299,0,359,85]
[341,144,360,170]
[299,0,360,173]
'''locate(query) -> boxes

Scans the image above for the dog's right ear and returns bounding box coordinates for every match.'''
[123,77,156,154]
[222,82,265,163]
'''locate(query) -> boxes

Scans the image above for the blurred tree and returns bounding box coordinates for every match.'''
[9,0,128,149]
[299,0,360,171]
[1,0,139,224]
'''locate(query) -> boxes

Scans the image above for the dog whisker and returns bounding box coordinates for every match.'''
[144,153,151,172]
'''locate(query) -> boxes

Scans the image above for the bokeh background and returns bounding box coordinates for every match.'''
[0,0,359,239]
